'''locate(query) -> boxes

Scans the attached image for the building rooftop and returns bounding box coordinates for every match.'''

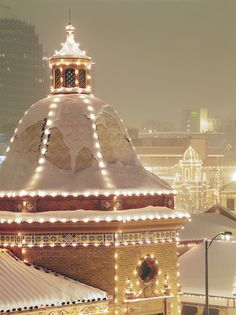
[51,24,90,59]
[182,146,199,162]
[0,94,171,197]
[178,212,236,242]
[0,206,189,224]
[221,181,236,193]
[179,242,236,298]
[0,249,108,313]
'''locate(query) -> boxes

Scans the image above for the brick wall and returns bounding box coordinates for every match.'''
[12,242,179,315]
[115,243,178,314]
[0,193,174,211]
[12,246,116,295]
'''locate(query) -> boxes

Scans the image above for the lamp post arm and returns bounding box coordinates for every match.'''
[207,233,222,249]
[205,231,232,315]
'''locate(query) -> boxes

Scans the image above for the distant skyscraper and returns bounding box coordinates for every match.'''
[182,108,208,133]
[0,17,48,136]
[182,107,236,133]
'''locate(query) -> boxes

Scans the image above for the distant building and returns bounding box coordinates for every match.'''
[131,131,224,172]
[182,108,208,133]
[0,18,48,136]
[182,107,236,134]
[207,117,236,132]
[174,146,215,213]
[130,130,236,208]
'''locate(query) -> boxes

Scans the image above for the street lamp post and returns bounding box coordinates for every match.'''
[205,230,232,315]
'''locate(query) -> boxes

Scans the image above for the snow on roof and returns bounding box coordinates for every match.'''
[179,213,236,241]
[0,250,108,313]
[51,24,90,59]
[221,181,236,193]
[0,206,190,224]
[179,242,236,298]
[206,203,236,221]
[0,94,172,195]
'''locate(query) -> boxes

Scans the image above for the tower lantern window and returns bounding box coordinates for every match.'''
[79,69,86,88]
[65,68,76,88]
[54,68,61,88]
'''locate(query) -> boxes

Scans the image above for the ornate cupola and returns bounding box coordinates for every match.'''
[49,24,92,95]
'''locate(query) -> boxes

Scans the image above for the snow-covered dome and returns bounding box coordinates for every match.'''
[0,24,171,198]
[183,146,199,162]
[0,94,170,195]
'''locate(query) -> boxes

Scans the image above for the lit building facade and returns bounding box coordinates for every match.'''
[174,146,213,213]
[0,23,189,315]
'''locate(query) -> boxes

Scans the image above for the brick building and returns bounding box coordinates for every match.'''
[0,23,189,315]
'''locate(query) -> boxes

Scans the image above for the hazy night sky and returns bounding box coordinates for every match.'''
[3,0,236,128]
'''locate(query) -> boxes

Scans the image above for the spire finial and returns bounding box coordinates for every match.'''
[66,9,74,37]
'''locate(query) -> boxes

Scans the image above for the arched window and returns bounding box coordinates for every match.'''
[185,168,190,181]
[65,68,75,88]
[54,68,61,88]
[79,69,86,88]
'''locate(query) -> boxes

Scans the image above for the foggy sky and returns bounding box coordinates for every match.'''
[3,0,236,128]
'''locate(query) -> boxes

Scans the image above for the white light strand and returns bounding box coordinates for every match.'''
[85,100,115,190]
[27,99,59,189]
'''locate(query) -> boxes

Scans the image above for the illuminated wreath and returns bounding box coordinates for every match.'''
[137,254,159,284]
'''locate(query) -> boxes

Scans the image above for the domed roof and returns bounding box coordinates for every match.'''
[0,94,171,197]
[183,146,199,162]
[0,23,172,200]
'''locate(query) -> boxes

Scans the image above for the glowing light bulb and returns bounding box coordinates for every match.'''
[99,161,105,168]
[39,158,45,164]
[89,114,96,120]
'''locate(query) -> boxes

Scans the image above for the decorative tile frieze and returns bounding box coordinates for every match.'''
[0,230,177,247]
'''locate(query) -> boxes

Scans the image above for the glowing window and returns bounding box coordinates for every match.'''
[54,68,61,88]
[65,68,75,88]
[79,69,86,88]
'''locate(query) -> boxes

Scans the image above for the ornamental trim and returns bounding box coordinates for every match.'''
[0,230,177,247]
